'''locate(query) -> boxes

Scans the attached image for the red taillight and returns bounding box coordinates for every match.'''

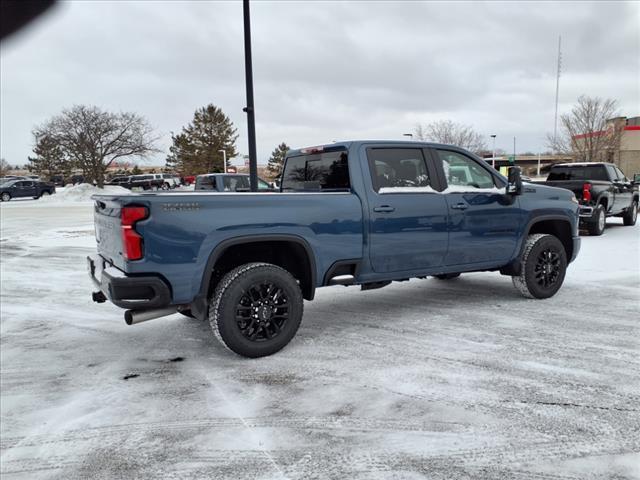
[582,183,592,203]
[121,206,148,261]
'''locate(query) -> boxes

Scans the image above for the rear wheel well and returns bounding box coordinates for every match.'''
[208,241,315,300]
[598,196,608,210]
[527,219,573,260]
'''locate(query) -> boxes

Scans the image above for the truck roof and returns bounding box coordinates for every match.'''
[287,140,472,157]
[552,162,613,167]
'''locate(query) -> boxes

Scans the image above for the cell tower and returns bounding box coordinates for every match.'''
[553,35,562,148]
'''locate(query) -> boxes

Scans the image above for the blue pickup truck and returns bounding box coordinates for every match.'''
[89,141,581,357]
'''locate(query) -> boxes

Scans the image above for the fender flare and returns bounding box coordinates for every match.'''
[594,191,611,211]
[191,234,317,320]
[501,214,574,276]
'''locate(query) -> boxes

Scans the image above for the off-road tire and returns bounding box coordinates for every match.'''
[512,234,567,299]
[586,204,606,236]
[434,273,461,280]
[209,262,303,358]
[1,192,11,202]
[622,200,638,226]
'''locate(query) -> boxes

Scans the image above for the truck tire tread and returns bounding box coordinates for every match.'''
[209,262,303,357]
[586,204,606,236]
[512,233,567,299]
[622,200,638,226]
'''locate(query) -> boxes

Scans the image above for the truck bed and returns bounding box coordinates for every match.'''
[93,191,364,304]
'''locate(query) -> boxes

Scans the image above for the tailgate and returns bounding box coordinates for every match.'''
[93,197,126,270]
[543,181,583,199]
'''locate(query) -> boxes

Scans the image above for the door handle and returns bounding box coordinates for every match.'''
[451,203,468,210]
[373,205,395,213]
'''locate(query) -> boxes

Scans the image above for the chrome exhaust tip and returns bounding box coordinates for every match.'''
[124,306,179,325]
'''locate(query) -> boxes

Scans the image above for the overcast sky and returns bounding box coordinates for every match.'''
[1,1,638,166]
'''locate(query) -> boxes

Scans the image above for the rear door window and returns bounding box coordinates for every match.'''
[281,150,350,191]
[197,176,216,190]
[222,176,250,191]
[605,165,619,180]
[367,148,431,193]
[614,166,627,181]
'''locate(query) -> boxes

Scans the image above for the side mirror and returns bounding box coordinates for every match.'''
[506,166,523,195]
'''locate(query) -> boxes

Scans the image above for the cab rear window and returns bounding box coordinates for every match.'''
[281,149,350,192]
[548,165,608,181]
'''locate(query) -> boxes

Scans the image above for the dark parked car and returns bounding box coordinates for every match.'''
[70,174,85,185]
[535,162,638,235]
[0,179,56,201]
[49,175,66,186]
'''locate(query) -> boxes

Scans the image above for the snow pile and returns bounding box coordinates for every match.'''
[46,183,132,202]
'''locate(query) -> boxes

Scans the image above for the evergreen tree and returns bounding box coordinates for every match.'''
[166,104,238,175]
[131,165,142,175]
[27,134,73,180]
[266,142,290,177]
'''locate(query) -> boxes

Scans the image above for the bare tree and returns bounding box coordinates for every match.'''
[547,95,622,162]
[0,158,11,176]
[35,105,158,187]
[414,120,486,154]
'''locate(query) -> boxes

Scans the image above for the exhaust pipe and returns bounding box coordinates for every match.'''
[124,306,178,325]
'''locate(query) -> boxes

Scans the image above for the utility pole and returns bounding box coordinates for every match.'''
[490,134,497,169]
[537,152,541,177]
[242,0,258,191]
[553,35,562,150]
[219,149,227,174]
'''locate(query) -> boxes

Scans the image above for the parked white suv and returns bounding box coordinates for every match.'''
[151,173,181,189]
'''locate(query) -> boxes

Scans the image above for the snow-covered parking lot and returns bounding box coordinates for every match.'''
[1,194,639,480]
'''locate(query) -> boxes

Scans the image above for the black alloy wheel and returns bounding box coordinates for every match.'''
[534,248,561,289]
[235,282,289,342]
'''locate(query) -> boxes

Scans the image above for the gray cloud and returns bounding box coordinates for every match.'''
[1,0,638,167]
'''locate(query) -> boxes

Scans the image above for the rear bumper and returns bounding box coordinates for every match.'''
[578,205,594,220]
[87,255,171,309]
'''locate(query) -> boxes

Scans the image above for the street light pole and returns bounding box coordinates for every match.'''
[490,134,496,169]
[219,150,227,173]
[242,0,258,191]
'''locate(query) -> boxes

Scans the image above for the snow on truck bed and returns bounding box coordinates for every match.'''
[0,198,639,479]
